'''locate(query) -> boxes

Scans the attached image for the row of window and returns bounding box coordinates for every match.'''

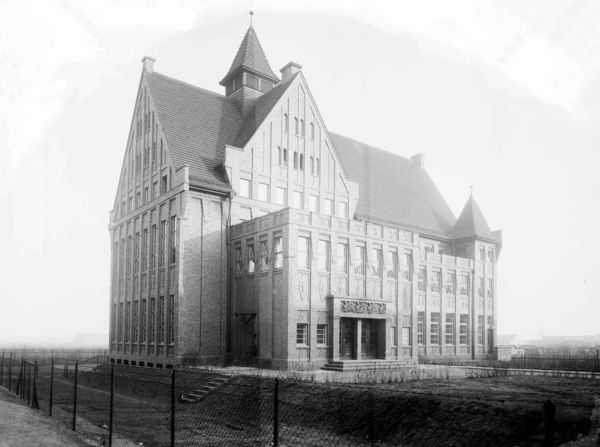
[417,312,469,345]
[120,175,169,218]
[276,148,321,175]
[112,215,177,289]
[235,236,283,274]
[296,323,328,346]
[283,113,317,141]
[112,295,175,345]
[237,181,348,217]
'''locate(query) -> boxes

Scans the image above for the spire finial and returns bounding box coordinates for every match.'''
[249,10,254,26]
[469,185,474,198]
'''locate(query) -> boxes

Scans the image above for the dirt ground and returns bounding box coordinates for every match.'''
[0,387,88,447]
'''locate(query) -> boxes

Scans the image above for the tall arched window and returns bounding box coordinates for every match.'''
[300,119,305,137]
[284,113,289,132]
[300,154,304,171]
[316,157,320,176]
[283,149,288,166]
[294,117,299,135]
[278,147,282,165]
[310,122,315,140]
[310,156,314,174]
[293,151,298,169]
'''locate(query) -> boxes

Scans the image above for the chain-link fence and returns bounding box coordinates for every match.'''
[0,352,595,446]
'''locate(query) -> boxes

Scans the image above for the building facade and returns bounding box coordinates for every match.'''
[108,25,501,369]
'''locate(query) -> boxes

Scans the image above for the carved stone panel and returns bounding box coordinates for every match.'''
[297,272,310,304]
[318,274,330,302]
[341,300,386,314]
[354,278,365,298]
[336,275,348,296]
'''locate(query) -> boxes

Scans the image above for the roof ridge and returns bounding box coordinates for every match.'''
[149,71,231,101]
[330,131,412,163]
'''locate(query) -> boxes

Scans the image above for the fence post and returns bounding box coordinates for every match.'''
[49,357,54,417]
[8,354,12,392]
[1,352,4,386]
[18,358,24,398]
[32,361,39,410]
[273,377,279,447]
[108,363,114,447]
[72,362,78,431]
[27,362,32,405]
[170,369,175,447]
[543,399,555,447]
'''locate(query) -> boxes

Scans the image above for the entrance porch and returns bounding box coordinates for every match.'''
[338,317,386,361]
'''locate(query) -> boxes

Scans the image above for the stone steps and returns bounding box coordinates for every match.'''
[178,376,230,403]
[322,359,416,372]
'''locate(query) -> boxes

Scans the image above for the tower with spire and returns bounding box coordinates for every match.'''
[220,19,280,115]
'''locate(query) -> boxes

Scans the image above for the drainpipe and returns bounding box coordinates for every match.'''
[225,193,233,358]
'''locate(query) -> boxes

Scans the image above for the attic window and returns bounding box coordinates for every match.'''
[310,122,314,140]
[260,79,273,93]
[300,119,305,137]
[283,149,288,167]
[294,117,299,135]
[293,152,298,169]
[246,73,258,90]
[284,114,289,132]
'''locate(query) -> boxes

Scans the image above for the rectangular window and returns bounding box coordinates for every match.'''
[134,232,140,274]
[478,277,485,297]
[125,302,131,342]
[247,243,255,273]
[316,324,328,345]
[430,312,440,345]
[168,295,175,344]
[430,271,441,293]
[141,228,148,271]
[239,178,251,198]
[132,300,139,343]
[152,181,158,199]
[126,236,132,276]
[402,252,413,282]
[317,239,330,272]
[487,279,494,298]
[445,272,456,294]
[417,312,425,345]
[418,268,427,291]
[460,273,470,296]
[169,216,176,264]
[275,187,286,205]
[386,250,398,279]
[118,303,123,341]
[257,182,269,201]
[445,314,455,345]
[296,323,308,345]
[337,201,348,218]
[246,73,258,89]
[487,316,493,326]
[354,245,366,275]
[477,315,484,345]
[141,299,147,343]
[336,242,349,273]
[135,192,141,209]
[274,236,283,269]
[487,249,495,263]
[158,296,165,343]
[479,246,486,261]
[308,195,318,212]
[161,175,168,195]
[149,298,156,343]
[460,314,469,345]
[297,236,310,270]
[159,220,166,267]
[150,224,157,269]
[143,187,149,204]
[292,191,303,209]
[260,240,268,271]
[390,326,397,347]
[235,246,243,275]
[370,247,383,277]
[323,198,333,216]
[402,327,411,346]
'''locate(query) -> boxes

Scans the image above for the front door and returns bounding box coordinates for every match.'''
[361,319,378,359]
[340,319,355,360]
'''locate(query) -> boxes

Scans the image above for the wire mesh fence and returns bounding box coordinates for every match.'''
[0,352,596,446]
[418,354,600,372]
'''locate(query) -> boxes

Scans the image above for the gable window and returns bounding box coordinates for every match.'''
[310,156,314,174]
[235,246,242,275]
[292,191,303,209]
[257,182,269,202]
[273,236,283,269]
[239,179,251,198]
[310,122,315,140]
[278,147,282,166]
[336,242,349,273]
[294,117,299,135]
[308,195,318,213]
[260,240,268,271]
[299,153,304,171]
[284,113,289,132]
[317,239,330,272]
[275,187,286,205]
[300,119,305,137]
[293,152,298,169]
[247,243,255,273]
[297,236,310,270]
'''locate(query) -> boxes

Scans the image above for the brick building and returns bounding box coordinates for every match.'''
[108,25,501,369]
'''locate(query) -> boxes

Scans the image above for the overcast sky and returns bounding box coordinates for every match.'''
[1,0,599,346]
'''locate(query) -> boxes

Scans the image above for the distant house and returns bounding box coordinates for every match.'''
[518,345,543,357]
[497,345,524,361]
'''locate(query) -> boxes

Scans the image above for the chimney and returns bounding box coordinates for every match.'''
[280,61,302,83]
[141,56,156,73]
[411,153,425,169]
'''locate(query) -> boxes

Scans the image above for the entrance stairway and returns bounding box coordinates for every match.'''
[322,359,416,372]
[178,375,231,403]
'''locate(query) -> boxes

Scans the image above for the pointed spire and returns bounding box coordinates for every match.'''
[453,195,497,241]
[220,24,279,86]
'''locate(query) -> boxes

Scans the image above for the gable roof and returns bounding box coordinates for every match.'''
[453,196,501,242]
[330,133,457,239]
[220,26,279,85]
[145,72,243,190]
[233,73,298,148]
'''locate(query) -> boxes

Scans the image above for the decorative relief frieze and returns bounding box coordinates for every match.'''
[341,300,386,314]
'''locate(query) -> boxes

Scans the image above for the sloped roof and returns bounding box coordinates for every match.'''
[233,73,298,148]
[220,26,279,85]
[330,133,457,238]
[146,72,243,190]
[453,196,501,242]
